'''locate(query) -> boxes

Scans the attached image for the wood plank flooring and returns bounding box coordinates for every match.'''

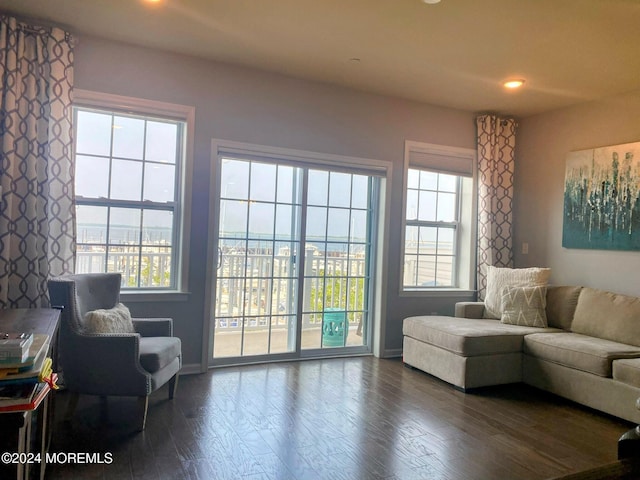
[45,357,633,480]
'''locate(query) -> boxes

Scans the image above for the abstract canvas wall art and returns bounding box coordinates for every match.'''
[563,141,640,250]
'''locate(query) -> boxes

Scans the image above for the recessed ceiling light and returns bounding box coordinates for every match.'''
[503,79,526,89]
[422,0,442,4]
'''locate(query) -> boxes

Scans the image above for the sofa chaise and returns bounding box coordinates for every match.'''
[403,285,640,423]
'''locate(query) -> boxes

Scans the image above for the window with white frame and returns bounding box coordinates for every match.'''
[402,141,476,292]
[73,91,192,290]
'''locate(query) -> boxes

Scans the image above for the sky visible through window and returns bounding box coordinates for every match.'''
[75,110,178,245]
[74,107,181,287]
[403,168,458,288]
[218,159,370,252]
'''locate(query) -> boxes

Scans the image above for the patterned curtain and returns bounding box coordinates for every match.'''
[476,115,517,299]
[0,15,75,308]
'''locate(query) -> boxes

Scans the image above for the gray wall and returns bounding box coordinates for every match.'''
[74,36,477,366]
[515,89,640,296]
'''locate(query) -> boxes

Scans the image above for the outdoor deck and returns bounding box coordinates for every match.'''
[213,325,364,358]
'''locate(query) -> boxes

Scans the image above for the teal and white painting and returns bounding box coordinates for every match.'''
[563,141,640,250]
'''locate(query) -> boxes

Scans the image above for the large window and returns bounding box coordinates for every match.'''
[402,141,476,292]
[73,91,193,291]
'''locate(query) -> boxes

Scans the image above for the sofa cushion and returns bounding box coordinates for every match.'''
[483,266,551,319]
[524,332,640,377]
[546,285,582,330]
[139,337,181,373]
[403,315,559,356]
[613,358,640,388]
[501,285,547,327]
[572,287,640,346]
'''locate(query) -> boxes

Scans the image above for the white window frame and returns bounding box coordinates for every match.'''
[400,141,477,296]
[73,89,194,300]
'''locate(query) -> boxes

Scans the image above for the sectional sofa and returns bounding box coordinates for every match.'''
[403,285,640,423]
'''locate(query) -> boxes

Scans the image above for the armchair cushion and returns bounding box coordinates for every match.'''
[139,337,182,373]
[84,303,135,334]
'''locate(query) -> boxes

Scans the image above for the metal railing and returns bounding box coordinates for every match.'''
[213,249,367,331]
[77,249,368,331]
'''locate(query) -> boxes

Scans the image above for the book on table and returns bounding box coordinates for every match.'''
[0,332,33,364]
[0,375,56,413]
[0,334,47,371]
[0,335,50,385]
[0,333,56,412]
[0,382,38,407]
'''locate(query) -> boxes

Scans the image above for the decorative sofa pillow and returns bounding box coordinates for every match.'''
[84,303,135,334]
[500,285,548,327]
[484,266,551,319]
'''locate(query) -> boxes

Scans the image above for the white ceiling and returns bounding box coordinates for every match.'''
[3,0,640,117]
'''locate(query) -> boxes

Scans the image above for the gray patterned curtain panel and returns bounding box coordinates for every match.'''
[476,115,516,300]
[0,15,75,308]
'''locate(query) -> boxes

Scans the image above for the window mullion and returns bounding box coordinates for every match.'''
[76,198,174,210]
[105,113,116,275]
[138,119,148,288]
[406,220,458,228]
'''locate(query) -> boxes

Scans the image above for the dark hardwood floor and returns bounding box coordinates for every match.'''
[45,357,633,480]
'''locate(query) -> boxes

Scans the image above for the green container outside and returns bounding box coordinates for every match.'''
[322,308,348,347]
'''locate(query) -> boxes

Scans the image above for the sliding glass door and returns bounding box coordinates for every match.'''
[210,155,376,364]
[213,158,302,358]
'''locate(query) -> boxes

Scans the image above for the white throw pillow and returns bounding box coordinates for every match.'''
[500,285,548,327]
[483,266,551,319]
[84,303,135,334]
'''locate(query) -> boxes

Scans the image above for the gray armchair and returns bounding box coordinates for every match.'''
[48,273,181,431]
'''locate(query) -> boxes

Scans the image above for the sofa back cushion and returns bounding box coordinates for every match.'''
[572,287,640,346]
[546,286,582,330]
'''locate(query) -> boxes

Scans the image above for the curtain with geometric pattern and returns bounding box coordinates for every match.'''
[0,15,75,308]
[476,115,517,300]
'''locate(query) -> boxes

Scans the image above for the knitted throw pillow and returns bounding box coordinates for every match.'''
[84,303,135,334]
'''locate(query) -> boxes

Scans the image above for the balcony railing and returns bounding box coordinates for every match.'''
[212,249,367,331]
[76,249,367,331]
[76,250,172,288]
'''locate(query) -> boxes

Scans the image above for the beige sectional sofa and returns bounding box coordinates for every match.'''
[403,285,640,423]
